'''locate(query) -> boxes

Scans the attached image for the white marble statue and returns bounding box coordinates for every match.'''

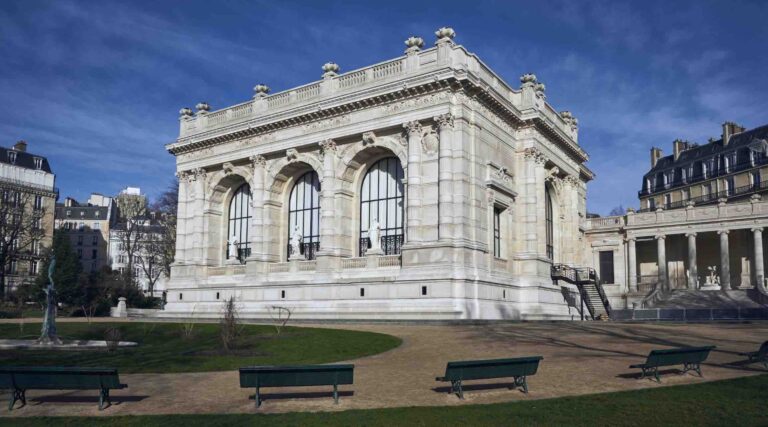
[367,218,384,255]
[289,225,303,260]
[228,234,239,260]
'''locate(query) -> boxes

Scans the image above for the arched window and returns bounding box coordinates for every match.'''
[227,184,251,260]
[545,188,554,260]
[360,157,404,256]
[288,171,321,260]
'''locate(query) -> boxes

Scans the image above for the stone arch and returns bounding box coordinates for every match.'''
[203,169,251,265]
[337,140,407,258]
[264,157,323,262]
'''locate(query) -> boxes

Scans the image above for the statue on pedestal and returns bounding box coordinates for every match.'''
[366,218,384,256]
[38,256,61,345]
[289,225,303,260]
[227,234,240,264]
[700,265,721,291]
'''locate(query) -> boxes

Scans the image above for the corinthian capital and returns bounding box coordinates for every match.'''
[319,139,338,157]
[249,154,266,169]
[403,120,423,135]
[433,113,454,130]
[523,147,547,165]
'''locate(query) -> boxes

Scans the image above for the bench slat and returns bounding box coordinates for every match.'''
[440,356,543,382]
[239,364,354,388]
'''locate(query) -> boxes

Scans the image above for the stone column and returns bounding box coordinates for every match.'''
[627,237,637,292]
[246,155,267,266]
[316,140,341,270]
[189,168,207,264]
[435,113,454,241]
[656,235,667,291]
[686,232,698,289]
[753,227,764,291]
[404,121,423,243]
[173,171,188,264]
[719,230,731,290]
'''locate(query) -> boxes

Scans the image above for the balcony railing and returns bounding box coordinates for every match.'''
[638,155,767,197]
[638,179,767,212]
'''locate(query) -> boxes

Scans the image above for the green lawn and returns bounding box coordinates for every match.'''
[0,322,401,373]
[4,374,767,426]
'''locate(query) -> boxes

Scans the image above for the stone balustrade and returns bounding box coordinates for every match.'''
[626,197,768,231]
[172,35,579,149]
[583,215,625,230]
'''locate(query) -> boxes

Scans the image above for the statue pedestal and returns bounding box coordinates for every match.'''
[366,248,385,256]
[111,297,128,318]
[699,279,721,291]
[225,257,240,266]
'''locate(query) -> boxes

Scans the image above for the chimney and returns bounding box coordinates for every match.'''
[722,121,746,146]
[673,139,690,160]
[650,147,663,168]
[13,140,27,152]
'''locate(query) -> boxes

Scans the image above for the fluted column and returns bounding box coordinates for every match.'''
[656,235,667,290]
[686,232,698,289]
[627,237,637,292]
[719,230,731,290]
[435,113,454,241]
[753,227,764,291]
[404,121,423,243]
[173,172,189,264]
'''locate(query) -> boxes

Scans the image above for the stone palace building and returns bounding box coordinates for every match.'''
[585,122,768,309]
[162,27,594,320]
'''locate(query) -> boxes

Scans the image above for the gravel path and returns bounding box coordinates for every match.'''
[1,320,766,417]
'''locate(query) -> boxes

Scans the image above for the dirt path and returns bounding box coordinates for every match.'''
[1,320,766,417]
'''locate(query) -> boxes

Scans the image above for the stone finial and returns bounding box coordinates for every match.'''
[434,27,456,44]
[195,102,210,114]
[520,73,537,87]
[322,62,340,78]
[404,36,425,55]
[534,82,546,99]
[179,107,194,118]
[253,84,270,99]
[560,111,578,130]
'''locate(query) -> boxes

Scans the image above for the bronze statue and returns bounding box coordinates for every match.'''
[38,256,61,345]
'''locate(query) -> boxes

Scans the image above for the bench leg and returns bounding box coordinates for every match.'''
[520,376,528,394]
[333,384,339,404]
[8,388,25,411]
[98,388,111,411]
[255,387,261,408]
[695,363,703,377]
[450,380,464,399]
[654,367,660,383]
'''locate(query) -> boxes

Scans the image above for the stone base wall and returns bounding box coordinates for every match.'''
[161,272,577,321]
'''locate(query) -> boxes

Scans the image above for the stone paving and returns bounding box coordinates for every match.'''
[1,320,767,418]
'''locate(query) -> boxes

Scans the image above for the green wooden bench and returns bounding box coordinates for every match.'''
[630,346,715,382]
[435,356,543,399]
[739,341,768,368]
[239,364,354,407]
[0,367,127,411]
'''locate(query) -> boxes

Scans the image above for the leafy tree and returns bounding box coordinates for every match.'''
[151,178,178,278]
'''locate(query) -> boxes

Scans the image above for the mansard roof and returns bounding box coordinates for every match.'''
[645,123,768,176]
[0,146,53,173]
[55,205,110,221]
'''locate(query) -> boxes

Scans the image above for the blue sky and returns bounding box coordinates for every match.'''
[1,0,766,214]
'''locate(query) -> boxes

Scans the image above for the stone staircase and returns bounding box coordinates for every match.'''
[645,289,768,309]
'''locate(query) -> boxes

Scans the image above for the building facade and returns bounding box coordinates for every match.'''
[0,141,56,293]
[163,28,593,320]
[54,193,115,272]
[585,123,768,308]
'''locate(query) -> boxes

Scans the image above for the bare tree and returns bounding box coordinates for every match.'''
[135,232,164,296]
[151,179,178,278]
[114,196,148,286]
[0,190,46,299]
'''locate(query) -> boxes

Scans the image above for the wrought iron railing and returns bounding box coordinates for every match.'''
[638,155,767,198]
[359,234,403,256]
[286,242,320,260]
